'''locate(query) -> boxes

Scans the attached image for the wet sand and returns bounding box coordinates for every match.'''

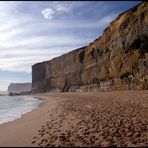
[0,93,58,147]
[0,91,148,147]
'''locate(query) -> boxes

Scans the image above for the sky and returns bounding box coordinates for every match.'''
[0,1,141,91]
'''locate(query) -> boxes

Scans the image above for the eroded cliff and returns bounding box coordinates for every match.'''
[32,2,148,93]
[8,83,32,95]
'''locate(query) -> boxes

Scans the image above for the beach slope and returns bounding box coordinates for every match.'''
[0,91,147,147]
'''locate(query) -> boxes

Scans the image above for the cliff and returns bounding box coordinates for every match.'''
[8,83,32,95]
[32,2,148,93]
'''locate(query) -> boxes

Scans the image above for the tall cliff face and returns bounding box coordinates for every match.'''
[32,2,148,93]
[32,47,86,92]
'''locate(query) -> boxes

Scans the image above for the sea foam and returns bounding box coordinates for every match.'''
[0,95,43,124]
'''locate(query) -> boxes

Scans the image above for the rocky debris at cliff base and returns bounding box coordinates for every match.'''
[30,91,148,147]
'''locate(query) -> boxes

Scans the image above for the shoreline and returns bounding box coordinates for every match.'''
[0,95,46,126]
[33,96,47,109]
[0,93,58,147]
[0,90,147,147]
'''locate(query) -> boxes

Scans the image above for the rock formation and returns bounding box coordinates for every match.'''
[8,83,32,95]
[32,2,148,93]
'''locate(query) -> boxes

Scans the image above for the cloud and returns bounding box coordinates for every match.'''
[0,79,13,82]
[0,1,139,74]
[55,4,71,13]
[41,2,72,20]
[41,8,54,20]
[0,3,116,73]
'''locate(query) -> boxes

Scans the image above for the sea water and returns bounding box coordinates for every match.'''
[0,95,43,124]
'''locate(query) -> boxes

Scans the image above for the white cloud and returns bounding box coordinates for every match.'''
[0,1,118,74]
[41,2,72,20]
[41,8,54,20]
[55,4,71,13]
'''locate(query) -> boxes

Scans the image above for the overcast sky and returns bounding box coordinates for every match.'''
[0,1,141,91]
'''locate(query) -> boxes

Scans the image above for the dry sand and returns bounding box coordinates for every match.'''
[0,90,148,147]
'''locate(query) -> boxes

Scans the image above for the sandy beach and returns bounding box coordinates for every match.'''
[0,90,148,147]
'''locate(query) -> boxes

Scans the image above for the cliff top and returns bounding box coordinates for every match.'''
[32,46,87,67]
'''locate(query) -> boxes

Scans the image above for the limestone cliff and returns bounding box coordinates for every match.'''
[8,83,32,95]
[32,2,148,93]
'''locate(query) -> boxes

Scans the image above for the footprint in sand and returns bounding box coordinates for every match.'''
[31,141,36,144]
[33,136,37,139]
[41,139,46,144]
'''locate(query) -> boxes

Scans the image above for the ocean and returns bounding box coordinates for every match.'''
[0,95,43,124]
